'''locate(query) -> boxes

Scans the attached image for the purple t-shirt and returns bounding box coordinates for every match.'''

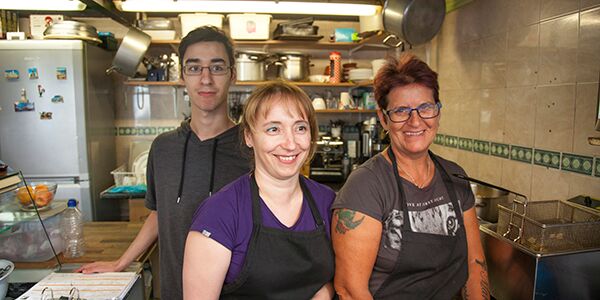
[189,173,335,283]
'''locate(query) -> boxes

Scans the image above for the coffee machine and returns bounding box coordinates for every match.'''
[310,136,345,182]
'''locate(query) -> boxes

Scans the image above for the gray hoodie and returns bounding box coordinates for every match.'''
[145,120,250,300]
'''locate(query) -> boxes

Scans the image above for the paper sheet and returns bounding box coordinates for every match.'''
[17,272,139,300]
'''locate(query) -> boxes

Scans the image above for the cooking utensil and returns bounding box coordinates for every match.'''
[382,0,446,47]
[272,52,311,81]
[236,51,269,81]
[106,28,151,77]
[43,20,101,43]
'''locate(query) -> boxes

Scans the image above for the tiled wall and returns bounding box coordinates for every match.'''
[430,0,600,201]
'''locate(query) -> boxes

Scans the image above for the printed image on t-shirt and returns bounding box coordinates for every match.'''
[383,209,403,251]
[409,202,459,236]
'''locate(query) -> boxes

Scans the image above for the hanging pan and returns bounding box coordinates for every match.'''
[106,28,151,77]
[381,0,446,48]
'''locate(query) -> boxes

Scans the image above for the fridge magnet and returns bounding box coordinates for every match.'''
[56,67,67,80]
[38,85,46,97]
[4,69,19,80]
[14,89,35,112]
[40,112,53,120]
[28,67,39,79]
[51,95,64,103]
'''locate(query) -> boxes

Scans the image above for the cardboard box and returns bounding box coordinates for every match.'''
[30,14,64,39]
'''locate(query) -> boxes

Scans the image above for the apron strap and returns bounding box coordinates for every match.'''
[429,151,465,226]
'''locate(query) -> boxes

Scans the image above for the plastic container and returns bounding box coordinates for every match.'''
[60,199,85,258]
[111,165,144,186]
[179,13,224,38]
[0,210,65,262]
[329,51,342,84]
[227,14,271,40]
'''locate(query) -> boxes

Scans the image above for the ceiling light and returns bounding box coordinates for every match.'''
[0,0,86,11]
[116,0,379,16]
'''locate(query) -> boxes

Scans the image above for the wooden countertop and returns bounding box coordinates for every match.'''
[15,222,155,270]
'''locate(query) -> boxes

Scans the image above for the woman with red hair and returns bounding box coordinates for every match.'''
[332,54,489,300]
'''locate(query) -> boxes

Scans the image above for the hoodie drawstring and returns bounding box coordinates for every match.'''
[176,130,192,204]
[208,138,218,197]
[176,131,219,203]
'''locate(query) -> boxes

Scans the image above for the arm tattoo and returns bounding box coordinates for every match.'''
[462,286,469,300]
[476,259,490,299]
[334,209,365,234]
[475,258,488,272]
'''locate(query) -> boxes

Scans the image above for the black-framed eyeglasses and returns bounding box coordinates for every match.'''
[383,102,442,123]
[183,64,232,76]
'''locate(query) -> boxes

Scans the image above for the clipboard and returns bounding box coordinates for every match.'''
[16,272,139,300]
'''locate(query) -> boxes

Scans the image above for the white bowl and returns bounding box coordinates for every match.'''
[0,259,14,300]
[308,75,330,83]
[312,97,326,110]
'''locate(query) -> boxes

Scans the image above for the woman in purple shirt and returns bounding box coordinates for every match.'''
[183,81,336,299]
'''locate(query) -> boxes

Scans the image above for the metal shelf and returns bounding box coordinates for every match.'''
[123,80,372,87]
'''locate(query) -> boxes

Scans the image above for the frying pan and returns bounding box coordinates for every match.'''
[382,0,446,47]
[106,28,151,77]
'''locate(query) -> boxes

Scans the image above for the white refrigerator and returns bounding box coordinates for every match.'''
[0,40,116,221]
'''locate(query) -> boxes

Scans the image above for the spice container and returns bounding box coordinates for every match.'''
[329,51,342,83]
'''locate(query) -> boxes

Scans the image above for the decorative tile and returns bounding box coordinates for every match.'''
[458,137,473,151]
[137,127,157,136]
[533,149,561,169]
[444,135,459,148]
[473,139,490,155]
[561,153,594,175]
[595,158,600,178]
[157,126,177,134]
[118,127,137,136]
[490,142,510,158]
[434,134,445,145]
[510,145,533,164]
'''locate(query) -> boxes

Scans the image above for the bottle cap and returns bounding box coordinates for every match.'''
[67,199,77,207]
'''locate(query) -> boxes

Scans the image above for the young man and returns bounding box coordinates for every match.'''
[77,26,250,299]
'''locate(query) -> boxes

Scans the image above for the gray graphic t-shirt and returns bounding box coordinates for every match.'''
[332,153,475,293]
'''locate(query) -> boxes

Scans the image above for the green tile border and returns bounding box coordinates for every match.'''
[473,140,490,154]
[510,145,533,164]
[561,153,593,175]
[435,133,599,178]
[490,142,510,159]
[458,137,473,151]
[533,149,561,169]
[116,126,173,136]
[157,126,177,134]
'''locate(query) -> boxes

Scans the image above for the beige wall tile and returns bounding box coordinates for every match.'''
[564,171,600,199]
[457,90,481,138]
[480,33,508,89]
[505,87,537,147]
[531,165,570,200]
[506,24,539,87]
[581,0,600,9]
[433,146,459,162]
[501,160,533,199]
[438,59,462,91]
[453,1,483,43]
[577,7,600,82]
[457,40,483,89]
[477,154,504,185]
[540,0,579,20]
[439,90,461,136]
[478,0,510,38]
[456,151,479,177]
[539,13,579,85]
[534,84,576,152]
[574,83,600,155]
[479,88,507,142]
[508,0,541,29]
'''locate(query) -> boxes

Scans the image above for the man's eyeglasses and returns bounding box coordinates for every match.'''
[183,64,232,76]
[382,102,442,123]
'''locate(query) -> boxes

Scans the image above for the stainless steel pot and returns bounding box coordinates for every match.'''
[236,51,268,81]
[272,52,310,81]
[382,0,446,47]
[470,183,510,223]
[106,28,151,77]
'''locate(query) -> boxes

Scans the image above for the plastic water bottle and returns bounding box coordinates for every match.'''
[60,199,85,258]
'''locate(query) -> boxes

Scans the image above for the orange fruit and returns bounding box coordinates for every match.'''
[35,190,53,207]
[17,186,34,205]
[35,184,49,192]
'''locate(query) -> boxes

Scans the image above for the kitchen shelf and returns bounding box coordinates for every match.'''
[149,31,389,51]
[123,80,372,87]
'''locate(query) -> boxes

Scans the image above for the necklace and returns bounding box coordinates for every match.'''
[397,158,431,189]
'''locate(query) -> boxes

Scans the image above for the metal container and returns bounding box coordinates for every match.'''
[497,199,600,254]
[470,183,510,223]
[43,20,101,43]
[106,28,151,77]
[272,52,311,81]
[235,51,268,81]
[480,224,600,300]
[381,0,446,47]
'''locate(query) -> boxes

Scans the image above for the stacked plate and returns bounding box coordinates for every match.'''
[43,20,101,44]
[348,68,373,81]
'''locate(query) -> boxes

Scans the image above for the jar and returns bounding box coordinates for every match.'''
[329,51,342,83]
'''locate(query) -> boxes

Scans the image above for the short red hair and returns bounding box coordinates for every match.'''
[373,54,440,109]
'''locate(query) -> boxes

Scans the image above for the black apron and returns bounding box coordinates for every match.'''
[374,149,468,300]
[221,175,335,300]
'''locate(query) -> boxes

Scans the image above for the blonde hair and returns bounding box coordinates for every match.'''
[240,81,318,163]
